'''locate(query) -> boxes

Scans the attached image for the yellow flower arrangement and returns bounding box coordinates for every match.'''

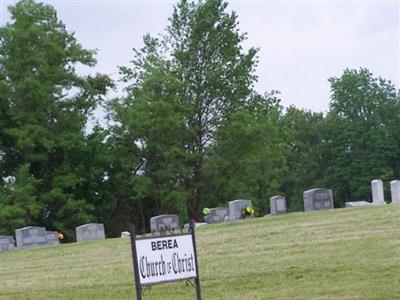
[241,206,255,218]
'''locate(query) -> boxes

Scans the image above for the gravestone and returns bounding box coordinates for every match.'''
[270,195,286,215]
[303,188,333,212]
[345,201,373,208]
[204,207,229,223]
[46,231,60,245]
[371,179,385,204]
[75,223,105,242]
[390,180,400,204]
[15,226,47,249]
[121,231,131,238]
[150,215,180,233]
[228,199,252,221]
[0,236,16,253]
[183,222,207,229]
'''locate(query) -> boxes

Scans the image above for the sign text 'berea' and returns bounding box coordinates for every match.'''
[135,234,197,285]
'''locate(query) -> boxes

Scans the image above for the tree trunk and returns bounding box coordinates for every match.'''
[186,159,204,222]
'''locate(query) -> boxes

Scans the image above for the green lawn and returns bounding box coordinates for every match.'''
[1,204,400,299]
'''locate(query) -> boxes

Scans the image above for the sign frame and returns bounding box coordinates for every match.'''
[129,222,202,300]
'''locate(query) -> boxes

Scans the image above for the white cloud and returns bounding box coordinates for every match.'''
[231,2,399,112]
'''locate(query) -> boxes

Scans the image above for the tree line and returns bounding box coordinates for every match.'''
[0,0,399,239]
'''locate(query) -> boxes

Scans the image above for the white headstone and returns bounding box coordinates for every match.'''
[371,179,385,204]
[270,195,286,215]
[390,180,400,204]
[345,201,373,208]
[121,231,131,238]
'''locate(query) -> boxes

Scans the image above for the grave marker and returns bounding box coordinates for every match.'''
[371,179,385,204]
[75,223,105,242]
[0,236,16,253]
[204,207,229,223]
[121,231,131,238]
[46,231,60,245]
[228,199,252,221]
[150,215,180,233]
[345,201,373,208]
[390,180,400,204]
[15,226,47,249]
[270,195,286,215]
[303,188,333,212]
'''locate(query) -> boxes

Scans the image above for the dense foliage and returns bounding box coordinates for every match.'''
[0,0,112,238]
[0,0,399,238]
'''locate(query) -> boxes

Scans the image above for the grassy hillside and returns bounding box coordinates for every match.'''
[1,205,400,300]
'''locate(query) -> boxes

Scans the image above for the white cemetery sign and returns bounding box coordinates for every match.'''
[129,224,202,300]
[135,234,197,285]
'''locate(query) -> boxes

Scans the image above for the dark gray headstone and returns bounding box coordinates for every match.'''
[204,207,229,223]
[46,231,60,245]
[75,223,105,242]
[303,188,333,212]
[270,195,286,215]
[390,180,400,204]
[150,214,180,233]
[371,179,385,204]
[345,201,373,208]
[0,235,16,253]
[228,199,252,221]
[15,226,47,249]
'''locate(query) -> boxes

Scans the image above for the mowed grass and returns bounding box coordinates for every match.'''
[1,205,400,300]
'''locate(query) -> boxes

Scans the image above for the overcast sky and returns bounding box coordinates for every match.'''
[1,0,399,114]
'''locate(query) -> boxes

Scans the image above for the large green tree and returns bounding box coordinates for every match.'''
[170,0,258,220]
[324,68,400,205]
[0,0,111,237]
[114,0,258,222]
[206,93,288,215]
[280,106,326,210]
[110,45,187,230]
